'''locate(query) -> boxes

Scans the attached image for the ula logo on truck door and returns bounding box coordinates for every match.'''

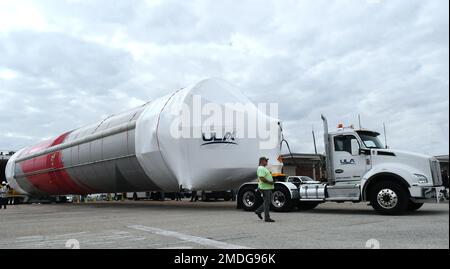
[340,159,356,165]
[201,132,238,146]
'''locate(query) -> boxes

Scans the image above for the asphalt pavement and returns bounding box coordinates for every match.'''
[0,200,448,249]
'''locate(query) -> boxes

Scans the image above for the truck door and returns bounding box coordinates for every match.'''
[332,135,369,184]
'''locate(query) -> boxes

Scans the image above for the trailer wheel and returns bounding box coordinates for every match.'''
[201,192,209,202]
[238,186,262,211]
[297,201,320,211]
[407,201,424,211]
[369,180,409,215]
[271,187,294,212]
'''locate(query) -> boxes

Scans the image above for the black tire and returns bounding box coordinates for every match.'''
[271,186,294,212]
[238,186,262,211]
[442,177,449,188]
[297,201,320,211]
[369,180,409,215]
[201,192,209,202]
[407,201,424,211]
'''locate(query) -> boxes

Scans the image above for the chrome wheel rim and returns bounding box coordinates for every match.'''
[242,191,256,207]
[377,188,398,209]
[272,190,286,208]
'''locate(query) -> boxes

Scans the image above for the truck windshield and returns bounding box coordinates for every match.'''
[357,131,385,149]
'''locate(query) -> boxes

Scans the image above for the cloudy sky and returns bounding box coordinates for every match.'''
[0,0,448,156]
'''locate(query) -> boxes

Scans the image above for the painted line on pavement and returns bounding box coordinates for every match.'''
[128,225,251,249]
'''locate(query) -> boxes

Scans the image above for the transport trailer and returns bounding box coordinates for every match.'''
[199,190,236,201]
[237,116,449,215]
[5,79,283,198]
[127,192,151,200]
[126,192,187,201]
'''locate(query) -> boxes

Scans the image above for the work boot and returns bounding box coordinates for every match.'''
[265,219,275,223]
[255,211,263,220]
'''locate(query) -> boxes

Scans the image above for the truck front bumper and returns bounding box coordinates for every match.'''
[411,186,449,204]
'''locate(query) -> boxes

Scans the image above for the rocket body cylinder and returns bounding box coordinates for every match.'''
[6,79,282,195]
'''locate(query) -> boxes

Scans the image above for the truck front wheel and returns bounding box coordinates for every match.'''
[369,181,409,215]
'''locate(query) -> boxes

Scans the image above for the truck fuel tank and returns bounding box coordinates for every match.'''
[299,183,326,200]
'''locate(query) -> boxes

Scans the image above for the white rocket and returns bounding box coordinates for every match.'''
[6,79,283,196]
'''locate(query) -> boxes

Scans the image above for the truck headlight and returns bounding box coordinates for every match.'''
[414,174,428,184]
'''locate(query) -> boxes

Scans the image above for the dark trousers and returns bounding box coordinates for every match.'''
[190,191,198,202]
[256,190,272,220]
[0,198,7,209]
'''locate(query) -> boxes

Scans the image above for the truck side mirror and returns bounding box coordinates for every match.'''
[351,139,360,156]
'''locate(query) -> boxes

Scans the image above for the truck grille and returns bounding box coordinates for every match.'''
[430,158,443,186]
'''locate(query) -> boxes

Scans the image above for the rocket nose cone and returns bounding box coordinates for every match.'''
[5,150,29,195]
[157,78,282,191]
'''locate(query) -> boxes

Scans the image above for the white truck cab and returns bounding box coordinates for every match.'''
[237,115,449,215]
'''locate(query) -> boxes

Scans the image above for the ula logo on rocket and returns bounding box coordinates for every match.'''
[201,132,238,146]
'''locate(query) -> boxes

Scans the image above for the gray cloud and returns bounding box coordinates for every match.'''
[1,31,133,92]
[0,0,448,156]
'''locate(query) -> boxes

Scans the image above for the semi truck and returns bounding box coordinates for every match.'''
[5,78,448,215]
[237,115,449,215]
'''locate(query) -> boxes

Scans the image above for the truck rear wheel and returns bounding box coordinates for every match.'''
[369,181,409,215]
[297,201,320,211]
[271,187,294,212]
[407,201,424,211]
[238,186,262,211]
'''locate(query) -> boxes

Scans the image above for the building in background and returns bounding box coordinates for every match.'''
[281,153,325,180]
